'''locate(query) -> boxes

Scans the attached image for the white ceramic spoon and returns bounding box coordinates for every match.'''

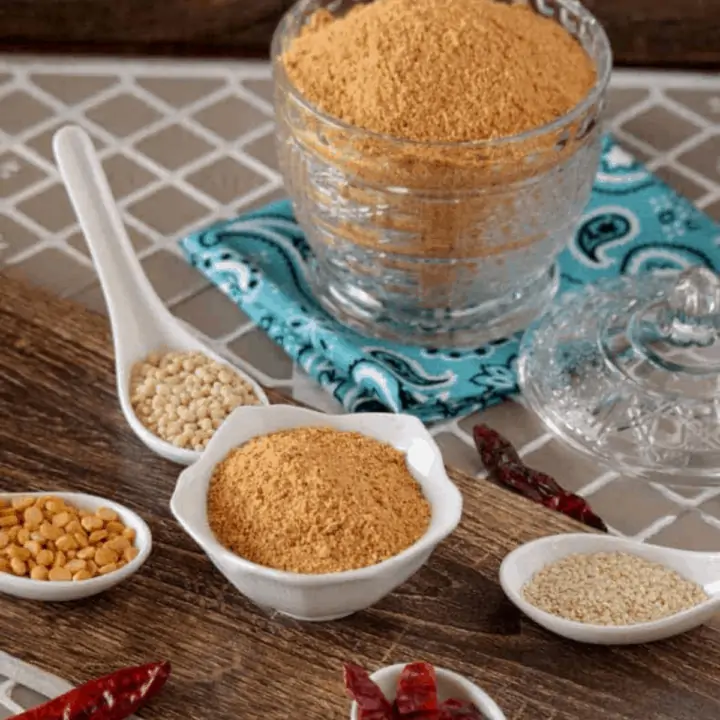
[500,532,720,645]
[53,125,269,466]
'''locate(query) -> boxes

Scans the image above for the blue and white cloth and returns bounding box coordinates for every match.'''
[179,136,720,422]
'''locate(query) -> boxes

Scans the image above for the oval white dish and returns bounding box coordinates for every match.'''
[500,532,720,645]
[0,492,152,602]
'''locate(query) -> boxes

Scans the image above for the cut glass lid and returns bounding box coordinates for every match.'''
[518,266,720,485]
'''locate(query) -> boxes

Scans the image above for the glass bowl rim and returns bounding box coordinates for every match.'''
[271,0,614,150]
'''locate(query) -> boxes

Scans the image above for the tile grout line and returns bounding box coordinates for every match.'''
[0,56,273,79]
[661,94,717,131]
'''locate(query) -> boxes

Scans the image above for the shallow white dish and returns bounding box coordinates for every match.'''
[349,664,506,720]
[171,404,463,621]
[0,492,152,602]
[500,532,720,645]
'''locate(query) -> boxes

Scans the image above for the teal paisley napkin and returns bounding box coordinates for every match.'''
[178,136,720,422]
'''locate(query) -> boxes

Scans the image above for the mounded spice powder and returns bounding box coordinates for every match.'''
[282,0,596,143]
[207,427,431,574]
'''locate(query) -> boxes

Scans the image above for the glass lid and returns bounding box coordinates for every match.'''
[518,266,720,486]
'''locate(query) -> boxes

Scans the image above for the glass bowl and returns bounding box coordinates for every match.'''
[272,0,612,348]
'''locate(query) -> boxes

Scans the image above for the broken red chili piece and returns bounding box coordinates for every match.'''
[12,660,171,720]
[344,663,395,720]
[439,698,485,719]
[472,423,608,532]
[395,662,438,716]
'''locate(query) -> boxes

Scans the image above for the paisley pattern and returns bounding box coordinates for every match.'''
[179,136,720,422]
[572,206,639,267]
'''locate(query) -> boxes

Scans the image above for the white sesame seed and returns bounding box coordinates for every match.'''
[522,551,708,626]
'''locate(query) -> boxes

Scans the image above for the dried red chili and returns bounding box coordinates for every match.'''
[438,698,485,719]
[13,660,171,720]
[343,663,395,720]
[472,423,607,532]
[395,662,438,716]
[344,662,486,720]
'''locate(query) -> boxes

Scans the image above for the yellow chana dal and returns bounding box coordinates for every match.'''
[0,496,139,582]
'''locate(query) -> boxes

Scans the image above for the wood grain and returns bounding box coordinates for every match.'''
[0,0,718,67]
[1,274,720,719]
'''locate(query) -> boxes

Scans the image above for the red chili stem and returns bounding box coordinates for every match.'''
[13,660,171,720]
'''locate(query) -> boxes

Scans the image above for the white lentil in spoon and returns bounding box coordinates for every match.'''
[522,551,708,626]
[130,350,260,451]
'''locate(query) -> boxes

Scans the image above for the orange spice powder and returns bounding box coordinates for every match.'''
[282,0,596,143]
[207,427,431,574]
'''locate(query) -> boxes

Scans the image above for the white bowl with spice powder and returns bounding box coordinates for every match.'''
[170,404,462,621]
[500,533,720,645]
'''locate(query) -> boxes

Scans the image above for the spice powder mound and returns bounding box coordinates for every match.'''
[207,427,432,574]
[282,0,596,143]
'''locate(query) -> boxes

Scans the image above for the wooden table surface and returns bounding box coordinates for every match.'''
[2,274,720,720]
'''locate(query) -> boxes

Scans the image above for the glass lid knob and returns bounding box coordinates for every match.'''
[660,266,720,347]
[630,266,720,374]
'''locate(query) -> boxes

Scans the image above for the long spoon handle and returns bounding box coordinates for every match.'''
[53,125,170,359]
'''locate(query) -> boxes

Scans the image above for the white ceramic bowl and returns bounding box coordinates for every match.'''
[170,404,463,621]
[0,492,152,602]
[349,664,506,720]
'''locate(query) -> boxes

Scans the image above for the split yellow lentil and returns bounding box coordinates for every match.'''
[0,496,139,582]
[523,551,708,626]
[130,349,261,451]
